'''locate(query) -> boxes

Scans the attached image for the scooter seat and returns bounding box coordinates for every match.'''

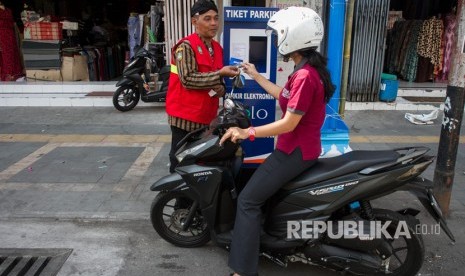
[282,150,400,190]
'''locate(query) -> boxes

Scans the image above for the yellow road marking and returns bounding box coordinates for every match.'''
[349,135,454,144]
[0,134,171,144]
[0,143,59,181]
[0,141,165,190]
[113,144,163,194]
[0,134,463,192]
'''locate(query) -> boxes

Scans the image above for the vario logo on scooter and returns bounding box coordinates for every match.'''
[308,180,359,196]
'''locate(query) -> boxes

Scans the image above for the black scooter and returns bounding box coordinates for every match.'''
[113,47,169,112]
[149,76,455,275]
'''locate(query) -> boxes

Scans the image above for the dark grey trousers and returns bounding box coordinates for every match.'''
[228,148,317,276]
[169,126,189,173]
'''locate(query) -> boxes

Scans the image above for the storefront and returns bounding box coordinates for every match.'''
[385,0,457,83]
[2,0,458,104]
[0,0,327,84]
[0,0,164,82]
[346,0,457,102]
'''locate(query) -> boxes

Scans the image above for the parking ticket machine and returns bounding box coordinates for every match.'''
[223,7,279,168]
[223,7,278,168]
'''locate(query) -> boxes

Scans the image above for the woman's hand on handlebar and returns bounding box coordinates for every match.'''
[219,127,249,146]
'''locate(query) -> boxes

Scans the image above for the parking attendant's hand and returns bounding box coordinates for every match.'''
[219,66,240,77]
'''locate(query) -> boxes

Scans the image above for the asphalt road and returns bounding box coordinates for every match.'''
[0,106,464,276]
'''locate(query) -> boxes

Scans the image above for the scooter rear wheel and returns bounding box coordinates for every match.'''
[113,85,140,112]
[150,191,211,248]
[372,209,424,276]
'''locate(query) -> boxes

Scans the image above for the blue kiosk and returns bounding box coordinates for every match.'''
[223,7,279,167]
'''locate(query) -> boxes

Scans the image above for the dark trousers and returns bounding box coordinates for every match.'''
[169,126,190,173]
[228,148,317,276]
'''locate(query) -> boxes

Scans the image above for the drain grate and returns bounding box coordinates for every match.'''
[0,248,72,276]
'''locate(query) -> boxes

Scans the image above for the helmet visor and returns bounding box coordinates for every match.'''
[265,27,278,48]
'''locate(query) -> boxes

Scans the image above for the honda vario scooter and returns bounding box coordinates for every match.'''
[113,47,169,112]
[149,76,454,275]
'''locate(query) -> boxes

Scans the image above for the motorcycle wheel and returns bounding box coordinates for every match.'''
[112,85,140,112]
[372,209,424,276]
[150,191,210,248]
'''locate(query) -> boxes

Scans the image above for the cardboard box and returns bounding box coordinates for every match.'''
[26,69,63,81]
[24,22,63,40]
[61,56,89,81]
[61,21,79,30]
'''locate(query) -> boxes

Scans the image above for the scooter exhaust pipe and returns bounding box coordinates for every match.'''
[304,244,382,273]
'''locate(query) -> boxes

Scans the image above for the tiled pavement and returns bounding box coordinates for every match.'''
[0,106,464,275]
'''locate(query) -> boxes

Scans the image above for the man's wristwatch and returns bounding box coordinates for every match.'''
[248,127,256,142]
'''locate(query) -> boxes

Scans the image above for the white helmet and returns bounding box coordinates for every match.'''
[267,7,324,56]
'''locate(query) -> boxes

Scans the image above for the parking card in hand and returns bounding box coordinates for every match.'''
[229,57,243,67]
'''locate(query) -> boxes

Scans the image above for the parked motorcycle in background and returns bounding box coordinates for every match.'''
[113,47,169,112]
[149,75,455,275]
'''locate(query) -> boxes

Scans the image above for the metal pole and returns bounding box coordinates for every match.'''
[433,0,465,218]
[326,0,346,116]
[352,0,363,102]
[362,0,372,101]
[339,0,355,117]
[348,0,360,102]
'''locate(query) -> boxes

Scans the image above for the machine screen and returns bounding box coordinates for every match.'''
[249,36,268,73]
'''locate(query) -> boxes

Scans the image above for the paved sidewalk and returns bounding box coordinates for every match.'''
[0,106,464,275]
[0,77,448,111]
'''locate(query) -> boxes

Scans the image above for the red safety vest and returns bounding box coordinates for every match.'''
[166,33,224,125]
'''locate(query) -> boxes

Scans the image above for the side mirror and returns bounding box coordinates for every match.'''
[228,74,246,98]
[224,98,235,110]
[233,74,245,89]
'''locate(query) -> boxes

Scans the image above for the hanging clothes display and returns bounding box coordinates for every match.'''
[386,20,412,76]
[417,17,443,68]
[384,0,456,83]
[416,17,443,82]
[399,20,423,82]
[128,14,140,59]
[385,14,455,82]
[151,3,164,42]
[0,6,23,81]
[438,13,456,81]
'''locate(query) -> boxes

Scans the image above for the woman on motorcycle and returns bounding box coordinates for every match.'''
[219,7,335,276]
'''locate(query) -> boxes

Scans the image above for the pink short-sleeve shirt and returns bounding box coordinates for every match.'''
[276,63,325,160]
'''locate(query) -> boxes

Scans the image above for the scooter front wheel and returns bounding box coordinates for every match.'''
[112,85,140,112]
[150,191,210,248]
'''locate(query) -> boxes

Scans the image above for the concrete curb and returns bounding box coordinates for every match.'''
[0,82,447,110]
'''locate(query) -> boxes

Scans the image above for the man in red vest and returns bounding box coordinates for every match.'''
[166,0,239,173]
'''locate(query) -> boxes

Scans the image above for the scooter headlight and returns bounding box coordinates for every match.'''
[176,142,207,162]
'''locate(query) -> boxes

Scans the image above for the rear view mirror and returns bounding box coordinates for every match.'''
[228,74,246,98]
